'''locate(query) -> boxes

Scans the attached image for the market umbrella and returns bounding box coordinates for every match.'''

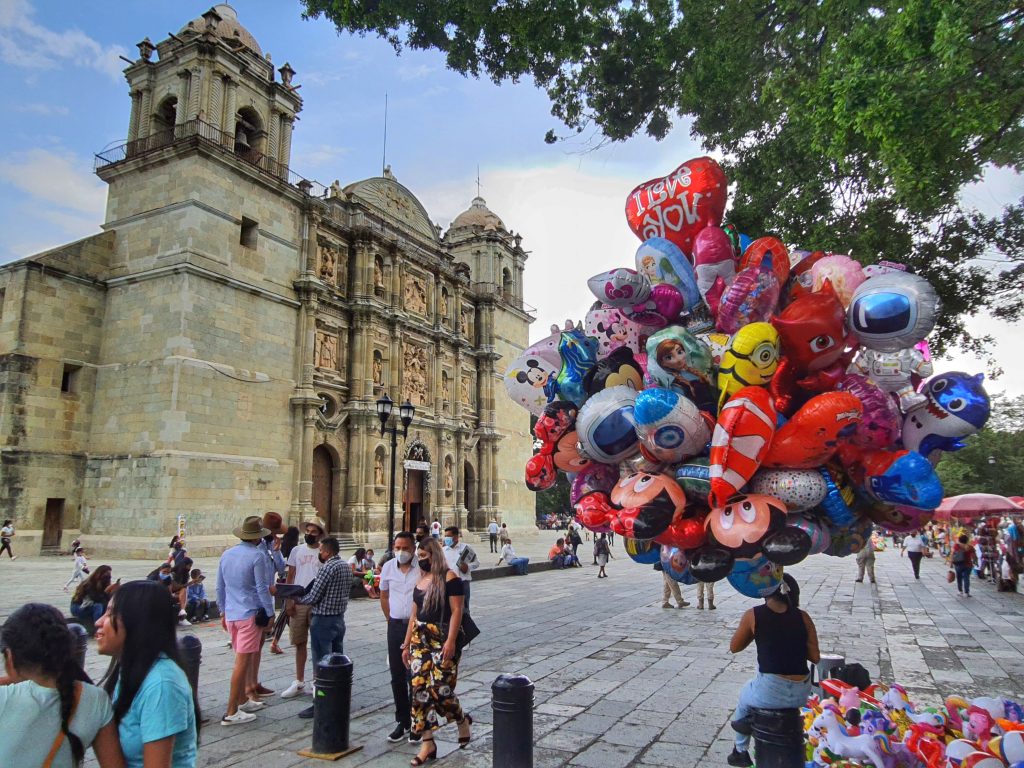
[933,493,1024,522]
[1010,496,1024,506]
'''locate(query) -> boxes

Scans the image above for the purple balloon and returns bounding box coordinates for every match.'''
[837,374,901,449]
[570,462,620,505]
[716,257,780,334]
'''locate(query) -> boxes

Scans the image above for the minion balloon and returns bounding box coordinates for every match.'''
[716,322,781,411]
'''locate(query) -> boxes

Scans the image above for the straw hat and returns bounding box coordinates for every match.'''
[303,516,327,535]
[262,512,287,535]
[234,515,270,541]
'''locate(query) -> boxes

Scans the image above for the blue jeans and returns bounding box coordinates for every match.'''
[508,557,529,575]
[733,673,812,751]
[309,614,346,666]
[955,564,972,594]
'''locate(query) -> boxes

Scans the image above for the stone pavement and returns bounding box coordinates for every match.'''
[2,544,1022,768]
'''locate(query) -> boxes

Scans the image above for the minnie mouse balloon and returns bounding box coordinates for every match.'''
[624,157,728,255]
[587,268,651,308]
[585,305,641,357]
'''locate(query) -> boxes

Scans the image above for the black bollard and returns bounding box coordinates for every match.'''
[492,674,534,768]
[302,653,361,759]
[749,707,805,768]
[177,635,202,701]
[67,623,88,670]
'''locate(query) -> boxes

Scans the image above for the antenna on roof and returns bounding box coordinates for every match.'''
[476,164,481,197]
[382,93,388,176]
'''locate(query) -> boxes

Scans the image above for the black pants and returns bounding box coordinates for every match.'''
[388,618,412,728]
[908,551,923,578]
[489,533,498,553]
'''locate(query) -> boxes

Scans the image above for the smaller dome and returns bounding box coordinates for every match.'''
[450,196,506,233]
[180,4,262,55]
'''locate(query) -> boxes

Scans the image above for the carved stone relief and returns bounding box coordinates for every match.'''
[374,449,385,486]
[318,241,337,281]
[460,306,473,338]
[461,374,473,406]
[444,455,454,494]
[440,288,449,322]
[404,276,427,316]
[372,350,384,387]
[374,255,385,292]
[315,330,338,370]
[403,341,429,406]
[441,371,450,406]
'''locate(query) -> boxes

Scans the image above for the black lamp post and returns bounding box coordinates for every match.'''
[376,394,415,557]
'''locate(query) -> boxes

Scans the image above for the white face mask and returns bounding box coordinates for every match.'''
[396,550,413,565]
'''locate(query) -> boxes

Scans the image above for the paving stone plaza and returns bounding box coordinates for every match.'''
[2,537,1022,768]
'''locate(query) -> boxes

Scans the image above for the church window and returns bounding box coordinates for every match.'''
[234,107,263,158]
[502,267,513,299]
[153,96,177,143]
[60,364,81,394]
[240,217,258,249]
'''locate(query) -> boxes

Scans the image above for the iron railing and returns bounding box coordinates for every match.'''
[94,118,327,197]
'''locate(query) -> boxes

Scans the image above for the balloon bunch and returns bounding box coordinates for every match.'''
[503,156,993,597]
[805,680,1024,767]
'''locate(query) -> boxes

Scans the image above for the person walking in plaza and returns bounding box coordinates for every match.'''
[70,564,118,627]
[216,515,275,725]
[496,538,529,574]
[96,580,199,767]
[902,531,927,579]
[568,523,584,562]
[278,516,325,691]
[499,522,510,547]
[64,546,90,591]
[855,539,876,584]
[697,579,715,610]
[595,533,612,578]
[0,602,123,768]
[0,518,16,560]
[430,519,442,540]
[950,533,977,597]
[442,526,479,612]
[402,537,473,765]
[727,574,819,767]
[295,536,354,719]
[661,568,690,608]
[487,519,499,553]
[380,531,422,744]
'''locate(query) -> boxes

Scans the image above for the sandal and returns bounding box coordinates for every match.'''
[410,739,437,765]
[269,644,283,655]
[458,713,473,748]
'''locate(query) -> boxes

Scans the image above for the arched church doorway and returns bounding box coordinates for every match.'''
[402,441,431,531]
[312,445,334,532]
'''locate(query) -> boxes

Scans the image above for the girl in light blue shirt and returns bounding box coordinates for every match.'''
[96,581,199,768]
[0,602,123,768]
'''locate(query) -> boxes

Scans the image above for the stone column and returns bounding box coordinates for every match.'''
[208,73,222,132]
[267,109,280,162]
[128,91,142,142]
[174,72,189,125]
[187,68,202,121]
[346,421,365,525]
[221,77,237,145]
[279,116,294,174]
[138,88,152,139]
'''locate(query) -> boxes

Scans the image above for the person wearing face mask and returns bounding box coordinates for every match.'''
[379,531,422,744]
[294,536,354,719]
[414,524,429,546]
[441,526,479,613]
[278,517,326,698]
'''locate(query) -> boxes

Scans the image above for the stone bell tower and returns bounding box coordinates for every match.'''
[121,4,301,184]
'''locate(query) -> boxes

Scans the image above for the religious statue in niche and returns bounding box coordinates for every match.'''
[461,375,472,406]
[316,331,338,370]
[403,342,429,406]
[374,451,385,486]
[374,255,385,291]
[373,351,384,387]
[442,372,450,403]
[404,277,427,315]
[318,243,336,281]
[439,289,449,321]
[461,307,472,337]
[444,456,453,494]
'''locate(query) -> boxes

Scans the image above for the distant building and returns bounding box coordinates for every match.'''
[0,4,535,556]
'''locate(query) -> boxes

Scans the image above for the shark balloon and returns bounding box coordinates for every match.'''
[902,372,990,459]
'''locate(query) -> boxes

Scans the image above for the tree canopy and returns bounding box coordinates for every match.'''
[301,0,1024,357]
[935,393,1024,497]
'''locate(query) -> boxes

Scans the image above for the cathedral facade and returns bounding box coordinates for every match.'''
[0,5,535,556]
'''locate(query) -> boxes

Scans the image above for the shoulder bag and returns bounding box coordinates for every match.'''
[456,612,481,651]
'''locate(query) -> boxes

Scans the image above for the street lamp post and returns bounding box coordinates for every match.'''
[376,394,415,558]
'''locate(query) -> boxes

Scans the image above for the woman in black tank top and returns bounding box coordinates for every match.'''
[725,574,820,768]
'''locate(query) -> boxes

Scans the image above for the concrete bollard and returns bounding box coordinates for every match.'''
[67,623,89,670]
[749,707,805,768]
[176,635,202,701]
[298,653,362,760]
[492,674,534,768]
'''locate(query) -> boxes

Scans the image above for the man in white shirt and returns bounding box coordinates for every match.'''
[380,531,421,743]
[443,525,480,611]
[280,516,326,699]
[487,519,500,553]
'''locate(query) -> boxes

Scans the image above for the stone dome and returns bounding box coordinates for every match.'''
[450,196,506,233]
[180,4,262,55]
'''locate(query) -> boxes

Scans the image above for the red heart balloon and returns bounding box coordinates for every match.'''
[625,157,728,255]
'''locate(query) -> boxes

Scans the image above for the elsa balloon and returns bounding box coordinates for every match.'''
[635,237,703,312]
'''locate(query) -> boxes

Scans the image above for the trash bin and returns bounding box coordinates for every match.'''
[312,653,353,755]
[750,707,805,768]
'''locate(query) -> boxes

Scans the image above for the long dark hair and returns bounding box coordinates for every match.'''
[172,557,194,586]
[1,603,88,764]
[281,526,300,559]
[101,581,201,730]
[72,564,112,603]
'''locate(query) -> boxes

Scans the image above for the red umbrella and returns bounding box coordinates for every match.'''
[1011,496,1024,506]
[934,493,1024,522]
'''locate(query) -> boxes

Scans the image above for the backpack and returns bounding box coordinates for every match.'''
[831,662,871,691]
[951,547,966,565]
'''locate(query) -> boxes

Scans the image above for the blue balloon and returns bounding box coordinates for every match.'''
[727,556,783,598]
[636,237,703,312]
[660,545,697,584]
[738,233,753,256]
[624,537,661,564]
[546,329,599,406]
[865,451,943,510]
[818,466,856,526]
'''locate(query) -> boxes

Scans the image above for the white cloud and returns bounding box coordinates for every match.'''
[397,63,434,81]
[13,101,68,115]
[0,147,106,216]
[290,143,352,173]
[0,0,128,82]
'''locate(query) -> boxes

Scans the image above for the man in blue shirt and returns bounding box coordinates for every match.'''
[217,515,276,725]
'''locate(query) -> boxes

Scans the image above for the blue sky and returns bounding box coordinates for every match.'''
[1,0,1022,396]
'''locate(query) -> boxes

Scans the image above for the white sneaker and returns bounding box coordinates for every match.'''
[221,710,257,726]
[239,698,266,713]
[178,618,191,627]
[280,680,307,699]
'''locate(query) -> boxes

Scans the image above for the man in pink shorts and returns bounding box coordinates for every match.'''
[217,515,276,725]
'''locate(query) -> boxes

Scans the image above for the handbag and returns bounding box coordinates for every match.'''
[456,612,481,651]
